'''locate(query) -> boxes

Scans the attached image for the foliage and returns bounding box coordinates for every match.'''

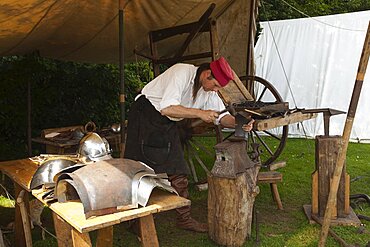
[258,0,370,21]
[0,54,152,160]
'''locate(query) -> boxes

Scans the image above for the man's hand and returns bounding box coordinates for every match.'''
[242,119,255,132]
[199,110,219,123]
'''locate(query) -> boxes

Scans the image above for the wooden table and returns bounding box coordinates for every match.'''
[0,158,190,247]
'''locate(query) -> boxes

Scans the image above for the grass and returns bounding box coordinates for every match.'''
[0,138,369,246]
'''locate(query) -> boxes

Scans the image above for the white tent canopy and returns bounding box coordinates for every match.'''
[254,11,370,142]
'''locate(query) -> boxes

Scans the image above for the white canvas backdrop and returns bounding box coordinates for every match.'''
[254,11,370,142]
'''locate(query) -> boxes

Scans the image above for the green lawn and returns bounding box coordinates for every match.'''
[0,138,369,246]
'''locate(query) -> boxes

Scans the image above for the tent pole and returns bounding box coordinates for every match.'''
[119,0,126,157]
[27,80,32,156]
[318,21,370,247]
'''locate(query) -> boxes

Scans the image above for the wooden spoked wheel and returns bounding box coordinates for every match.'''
[184,76,288,182]
[239,75,288,167]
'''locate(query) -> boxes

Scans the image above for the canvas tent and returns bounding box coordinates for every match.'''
[0,0,257,75]
[0,0,259,153]
[254,11,370,142]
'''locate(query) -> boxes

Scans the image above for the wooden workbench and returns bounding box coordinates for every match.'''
[0,158,190,247]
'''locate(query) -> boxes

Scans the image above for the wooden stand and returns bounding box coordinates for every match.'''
[208,141,260,247]
[303,135,361,226]
[257,171,283,210]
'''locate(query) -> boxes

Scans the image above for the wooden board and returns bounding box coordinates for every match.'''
[0,159,38,191]
[218,69,254,104]
[303,205,361,226]
[315,136,348,218]
[254,112,318,131]
[33,189,190,233]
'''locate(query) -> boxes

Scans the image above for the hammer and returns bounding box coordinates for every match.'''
[190,104,236,128]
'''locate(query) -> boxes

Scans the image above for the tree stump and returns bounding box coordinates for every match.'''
[313,135,349,218]
[208,140,260,246]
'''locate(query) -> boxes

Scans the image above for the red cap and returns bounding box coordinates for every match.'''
[210,57,234,87]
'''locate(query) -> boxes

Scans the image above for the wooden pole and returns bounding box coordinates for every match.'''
[318,21,370,246]
[119,0,126,157]
[16,190,33,247]
[27,80,32,156]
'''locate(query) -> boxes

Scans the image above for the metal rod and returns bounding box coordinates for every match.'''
[319,21,370,246]
[119,1,126,157]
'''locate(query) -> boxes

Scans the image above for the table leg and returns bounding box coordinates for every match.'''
[139,214,159,247]
[14,182,30,247]
[96,226,113,247]
[71,228,92,247]
[52,212,73,247]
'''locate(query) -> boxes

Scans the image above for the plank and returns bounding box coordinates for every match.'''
[52,212,73,247]
[33,189,189,233]
[139,215,159,247]
[96,226,113,247]
[254,112,317,131]
[257,171,282,183]
[0,159,38,191]
[14,183,30,247]
[218,70,254,104]
[311,171,319,215]
[71,228,92,247]
[16,190,32,247]
[316,136,346,218]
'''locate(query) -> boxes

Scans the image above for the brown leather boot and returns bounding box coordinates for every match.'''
[176,216,208,232]
[169,174,208,233]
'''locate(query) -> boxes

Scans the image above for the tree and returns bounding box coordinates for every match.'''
[258,0,370,21]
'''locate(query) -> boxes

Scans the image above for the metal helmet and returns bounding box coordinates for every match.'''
[78,132,112,163]
[30,158,78,190]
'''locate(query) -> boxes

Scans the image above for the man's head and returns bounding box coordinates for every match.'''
[200,57,234,92]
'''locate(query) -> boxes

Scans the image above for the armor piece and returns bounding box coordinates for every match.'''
[30,158,78,190]
[78,132,112,163]
[55,158,178,218]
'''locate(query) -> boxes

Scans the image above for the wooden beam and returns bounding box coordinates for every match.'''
[16,190,32,247]
[254,112,317,131]
[14,183,30,247]
[150,22,211,43]
[139,215,159,247]
[174,3,215,59]
[96,226,113,247]
[311,171,319,215]
[52,212,73,247]
[71,228,92,247]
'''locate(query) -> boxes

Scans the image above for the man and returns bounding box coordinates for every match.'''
[124,57,254,232]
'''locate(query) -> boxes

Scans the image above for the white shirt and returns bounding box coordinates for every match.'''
[140,63,228,123]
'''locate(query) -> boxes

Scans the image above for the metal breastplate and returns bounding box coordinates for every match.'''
[55,158,178,218]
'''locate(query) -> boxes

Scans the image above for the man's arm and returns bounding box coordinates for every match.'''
[161,105,219,123]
